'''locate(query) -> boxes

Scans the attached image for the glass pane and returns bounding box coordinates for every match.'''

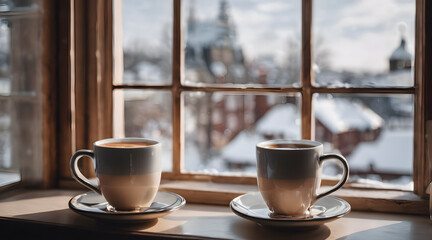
[312,0,415,87]
[119,0,172,85]
[113,90,173,172]
[183,0,301,87]
[0,99,43,187]
[0,100,13,171]
[0,0,42,187]
[0,17,10,95]
[184,92,301,174]
[314,94,414,190]
[0,6,40,95]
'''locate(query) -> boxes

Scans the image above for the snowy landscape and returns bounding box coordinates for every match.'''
[119,0,415,188]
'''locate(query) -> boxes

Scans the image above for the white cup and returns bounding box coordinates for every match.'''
[70,138,161,211]
[256,139,349,217]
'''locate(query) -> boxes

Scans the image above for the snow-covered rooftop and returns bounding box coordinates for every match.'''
[348,129,412,174]
[255,103,301,139]
[315,97,383,134]
[221,130,265,164]
[315,69,413,87]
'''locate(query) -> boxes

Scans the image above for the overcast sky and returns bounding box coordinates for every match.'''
[122,0,415,73]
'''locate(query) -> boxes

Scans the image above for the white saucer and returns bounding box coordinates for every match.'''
[69,191,185,222]
[230,192,350,228]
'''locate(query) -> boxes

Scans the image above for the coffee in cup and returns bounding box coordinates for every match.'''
[256,139,349,217]
[70,138,161,211]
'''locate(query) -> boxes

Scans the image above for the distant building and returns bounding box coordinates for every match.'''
[185,0,246,84]
[185,0,271,152]
[389,36,412,72]
[315,97,383,157]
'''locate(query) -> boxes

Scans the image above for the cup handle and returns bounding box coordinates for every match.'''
[70,150,101,195]
[316,153,349,200]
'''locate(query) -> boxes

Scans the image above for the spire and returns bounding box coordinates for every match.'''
[188,0,196,33]
[400,37,406,49]
[218,0,229,25]
[398,22,407,49]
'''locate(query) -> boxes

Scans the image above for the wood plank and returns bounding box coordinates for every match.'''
[114,84,416,94]
[63,0,114,179]
[1,189,431,240]
[111,0,124,138]
[424,0,432,196]
[41,0,58,188]
[413,0,428,197]
[159,180,428,215]
[58,0,73,179]
[301,0,313,140]
[86,0,113,145]
[102,0,114,139]
[59,178,427,215]
[172,0,183,175]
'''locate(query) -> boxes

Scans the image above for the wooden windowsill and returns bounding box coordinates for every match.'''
[0,189,431,239]
[159,180,429,215]
[59,179,429,215]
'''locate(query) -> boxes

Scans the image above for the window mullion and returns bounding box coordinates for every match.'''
[301,0,314,140]
[413,0,429,197]
[172,0,183,176]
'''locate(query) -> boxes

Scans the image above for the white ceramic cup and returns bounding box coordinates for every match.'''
[256,139,349,217]
[70,138,161,211]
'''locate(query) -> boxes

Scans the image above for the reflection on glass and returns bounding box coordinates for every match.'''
[312,0,415,87]
[113,90,173,172]
[183,0,301,86]
[184,92,301,174]
[120,0,172,85]
[314,94,414,189]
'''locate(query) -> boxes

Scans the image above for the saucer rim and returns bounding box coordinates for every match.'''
[230,193,351,223]
[69,190,186,216]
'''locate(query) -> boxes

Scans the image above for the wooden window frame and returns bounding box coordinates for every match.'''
[51,0,432,211]
[111,0,431,196]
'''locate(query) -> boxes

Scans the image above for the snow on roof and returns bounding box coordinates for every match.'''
[348,129,412,174]
[255,104,301,139]
[221,130,265,164]
[315,69,412,87]
[315,98,383,134]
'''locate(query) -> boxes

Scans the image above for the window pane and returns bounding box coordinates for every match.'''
[0,100,14,185]
[113,90,172,172]
[1,99,42,187]
[314,94,413,190]
[0,1,42,187]
[0,17,10,95]
[183,0,301,87]
[119,0,172,85]
[312,0,415,87]
[184,92,301,174]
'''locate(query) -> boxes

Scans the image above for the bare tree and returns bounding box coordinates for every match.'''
[314,35,331,70]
